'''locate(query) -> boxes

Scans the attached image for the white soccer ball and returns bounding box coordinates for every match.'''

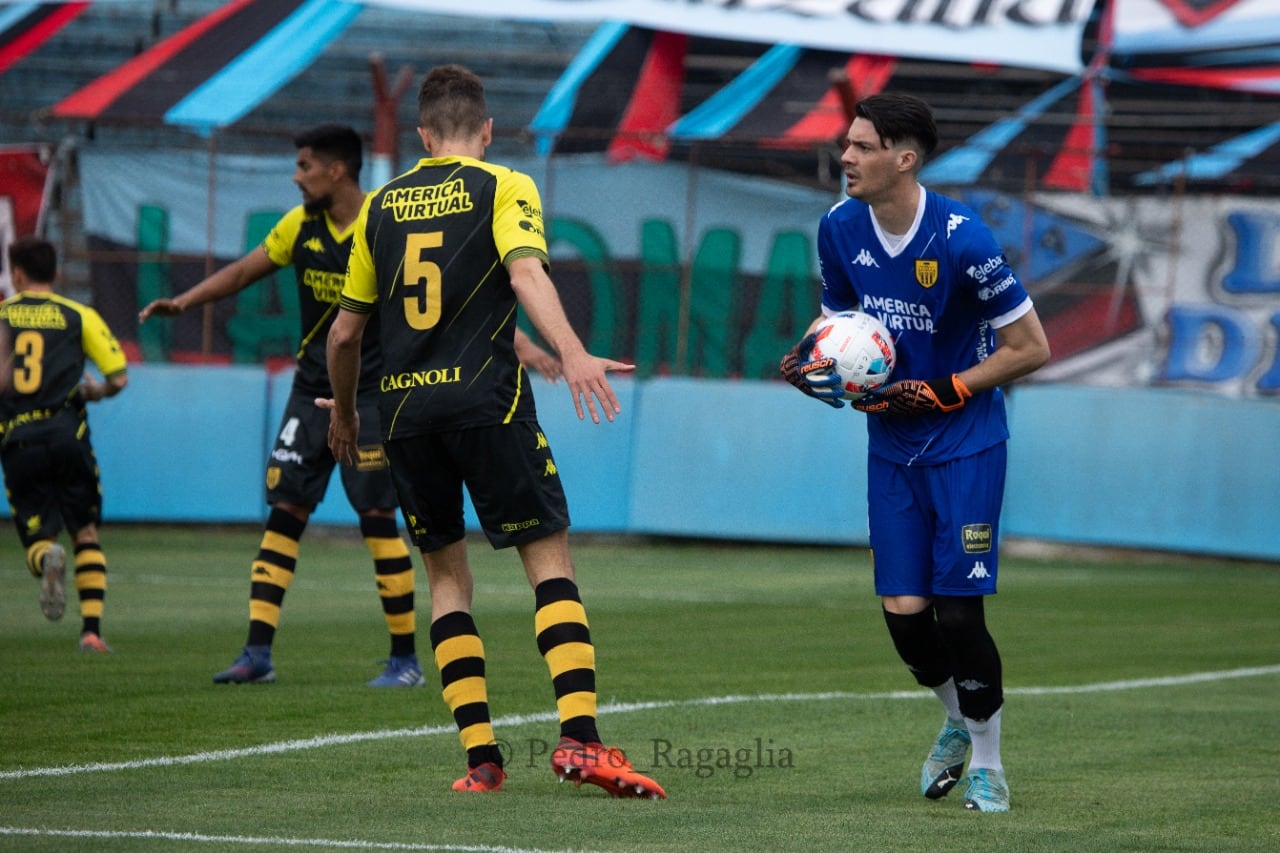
[807,311,896,400]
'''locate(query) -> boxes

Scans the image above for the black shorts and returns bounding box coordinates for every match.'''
[1,419,102,545]
[265,386,397,512]
[385,420,570,552]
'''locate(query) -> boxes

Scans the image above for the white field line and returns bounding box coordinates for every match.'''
[2,665,1277,853]
[0,827,580,853]
[3,663,1277,783]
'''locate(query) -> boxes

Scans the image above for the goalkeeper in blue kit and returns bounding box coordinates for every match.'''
[781,93,1050,812]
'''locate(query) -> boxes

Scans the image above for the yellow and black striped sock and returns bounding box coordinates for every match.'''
[535,577,600,745]
[24,540,55,577]
[246,508,306,647]
[430,611,501,768]
[74,541,107,636]
[360,515,415,657]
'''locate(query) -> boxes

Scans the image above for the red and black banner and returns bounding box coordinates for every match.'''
[0,1,87,76]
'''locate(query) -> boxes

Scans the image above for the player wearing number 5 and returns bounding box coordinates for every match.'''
[141,125,561,688]
[1,237,127,653]
[324,65,663,798]
[781,93,1050,811]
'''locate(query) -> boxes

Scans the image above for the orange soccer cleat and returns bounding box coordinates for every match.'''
[78,632,113,654]
[452,762,506,792]
[550,737,666,800]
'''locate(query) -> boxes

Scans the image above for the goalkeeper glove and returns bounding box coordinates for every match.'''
[780,334,846,409]
[852,374,971,416]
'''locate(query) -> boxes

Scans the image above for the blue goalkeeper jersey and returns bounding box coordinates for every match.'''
[817,187,1033,466]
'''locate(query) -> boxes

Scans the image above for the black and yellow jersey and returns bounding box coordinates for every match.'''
[342,155,548,440]
[0,292,127,442]
[263,204,383,398]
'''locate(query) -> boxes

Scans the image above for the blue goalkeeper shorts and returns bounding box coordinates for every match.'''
[866,442,1006,598]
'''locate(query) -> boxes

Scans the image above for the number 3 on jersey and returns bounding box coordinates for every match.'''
[404,232,443,330]
[12,330,45,394]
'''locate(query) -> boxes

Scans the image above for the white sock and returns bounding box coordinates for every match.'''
[932,678,963,722]
[965,706,1003,772]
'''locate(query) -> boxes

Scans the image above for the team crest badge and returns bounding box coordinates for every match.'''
[915,259,939,288]
[266,467,281,489]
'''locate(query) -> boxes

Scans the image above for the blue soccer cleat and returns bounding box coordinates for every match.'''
[922,716,970,799]
[963,767,1010,812]
[367,654,425,687]
[212,645,276,684]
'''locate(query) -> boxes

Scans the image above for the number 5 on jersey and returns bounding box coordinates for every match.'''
[405,232,442,330]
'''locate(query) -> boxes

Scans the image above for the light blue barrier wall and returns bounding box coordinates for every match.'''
[91,364,270,523]
[9,366,1279,561]
[628,378,870,543]
[1003,385,1280,561]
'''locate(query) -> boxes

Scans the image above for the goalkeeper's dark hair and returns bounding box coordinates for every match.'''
[7,236,57,283]
[854,93,939,160]
[294,124,362,181]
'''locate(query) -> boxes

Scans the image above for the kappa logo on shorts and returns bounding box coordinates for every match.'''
[967,561,991,580]
[961,523,992,554]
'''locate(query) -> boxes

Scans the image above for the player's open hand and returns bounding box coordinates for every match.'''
[524,348,564,384]
[562,352,634,424]
[316,397,360,466]
[138,299,183,321]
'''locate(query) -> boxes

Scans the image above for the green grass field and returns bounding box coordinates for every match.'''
[2,525,1278,852]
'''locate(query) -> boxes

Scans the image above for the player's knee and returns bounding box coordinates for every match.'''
[932,595,988,643]
[882,607,949,687]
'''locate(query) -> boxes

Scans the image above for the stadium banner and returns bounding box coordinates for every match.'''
[0,145,52,298]
[1109,0,1280,94]
[355,0,1094,73]
[1112,0,1280,47]
[79,150,1280,396]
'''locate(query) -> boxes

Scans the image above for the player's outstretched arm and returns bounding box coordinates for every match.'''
[139,247,278,321]
[508,256,633,423]
[854,307,1050,417]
